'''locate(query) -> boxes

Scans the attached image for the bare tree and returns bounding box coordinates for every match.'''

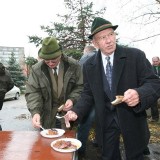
[118,0,160,42]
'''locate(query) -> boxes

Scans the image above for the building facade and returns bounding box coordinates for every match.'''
[0,46,25,67]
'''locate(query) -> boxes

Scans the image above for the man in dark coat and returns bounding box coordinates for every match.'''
[65,17,160,160]
[0,63,14,110]
[148,56,160,122]
[0,63,14,130]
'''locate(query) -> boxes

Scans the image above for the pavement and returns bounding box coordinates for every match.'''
[0,95,36,131]
[83,142,160,160]
[0,95,160,160]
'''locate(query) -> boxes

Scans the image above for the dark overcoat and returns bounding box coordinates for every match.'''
[73,45,160,158]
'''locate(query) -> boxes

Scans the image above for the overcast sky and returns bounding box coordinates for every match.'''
[0,0,159,62]
[0,0,66,57]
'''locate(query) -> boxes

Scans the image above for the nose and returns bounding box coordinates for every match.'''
[105,36,111,43]
[48,61,55,65]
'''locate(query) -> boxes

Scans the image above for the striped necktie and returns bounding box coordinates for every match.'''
[53,67,58,84]
[105,56,112,89]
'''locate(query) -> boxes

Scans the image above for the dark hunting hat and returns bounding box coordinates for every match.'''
[38,36,62,60]
[88,17,118,39]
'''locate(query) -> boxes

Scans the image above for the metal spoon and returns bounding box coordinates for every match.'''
[56,115,64,119]
[55,114,70,128]
[40,125,45,130]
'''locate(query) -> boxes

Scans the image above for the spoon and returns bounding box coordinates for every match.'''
[56,115,64,119]
[40,125,45,130]
[56,114,70,128]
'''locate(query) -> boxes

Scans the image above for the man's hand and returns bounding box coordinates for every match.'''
[63,99,73,111]
[64,110,78,121]
[32,113,41,128]
[122,89,140,107]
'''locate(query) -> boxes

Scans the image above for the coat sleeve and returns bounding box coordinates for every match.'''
[25,67,44,117]
[72,64,94,121]
[67,64,84,104]
[133,53,160,113]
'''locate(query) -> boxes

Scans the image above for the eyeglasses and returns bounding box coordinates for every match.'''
[44,56,61,64]
[44,60,57,63]
[95,32,116,41]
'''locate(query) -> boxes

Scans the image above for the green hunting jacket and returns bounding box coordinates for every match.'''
[25,54,83,129]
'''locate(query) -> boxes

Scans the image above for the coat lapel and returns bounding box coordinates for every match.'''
[112,45,127,97]
[86,46,127,101]
[86,52,108,100]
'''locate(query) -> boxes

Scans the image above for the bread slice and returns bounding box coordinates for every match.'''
[111,95,124,105]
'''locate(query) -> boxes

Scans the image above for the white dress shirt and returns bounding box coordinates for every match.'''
[101,52,114,74]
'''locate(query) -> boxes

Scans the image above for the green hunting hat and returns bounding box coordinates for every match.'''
[88,17,118,39]
[38,36,62,60]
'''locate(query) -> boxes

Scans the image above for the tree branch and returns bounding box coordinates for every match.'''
[132,33,160,42]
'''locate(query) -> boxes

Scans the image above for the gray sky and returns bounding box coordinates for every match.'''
[0,0,65,57]
[0,0,159,62]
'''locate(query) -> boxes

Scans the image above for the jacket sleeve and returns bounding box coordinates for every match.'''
[133,53,160,113]
[72,63,94,121]
[25,68,44,117]
[67,64,84,104]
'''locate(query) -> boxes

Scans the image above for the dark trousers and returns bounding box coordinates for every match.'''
[102,120,144,160]
[151,101,159,120]
[102,120,121,160]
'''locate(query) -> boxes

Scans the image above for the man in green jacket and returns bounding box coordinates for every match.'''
[25,36,83,129]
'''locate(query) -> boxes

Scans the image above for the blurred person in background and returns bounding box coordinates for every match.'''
[152,56,160,78]
[79,45,96,66]
[148,56,160,122]
[0,62,14,130]
[78,45,98,158]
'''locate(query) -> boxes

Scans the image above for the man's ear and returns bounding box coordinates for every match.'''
[92,40,99,49]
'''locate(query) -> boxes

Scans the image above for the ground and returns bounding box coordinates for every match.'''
[83,119,160,160]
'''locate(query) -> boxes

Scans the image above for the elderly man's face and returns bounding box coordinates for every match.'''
[44,55,61,69]
[152,57,160,66]
[92,28,116,56]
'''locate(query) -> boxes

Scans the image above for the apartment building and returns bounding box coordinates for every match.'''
[0,46,25,67]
